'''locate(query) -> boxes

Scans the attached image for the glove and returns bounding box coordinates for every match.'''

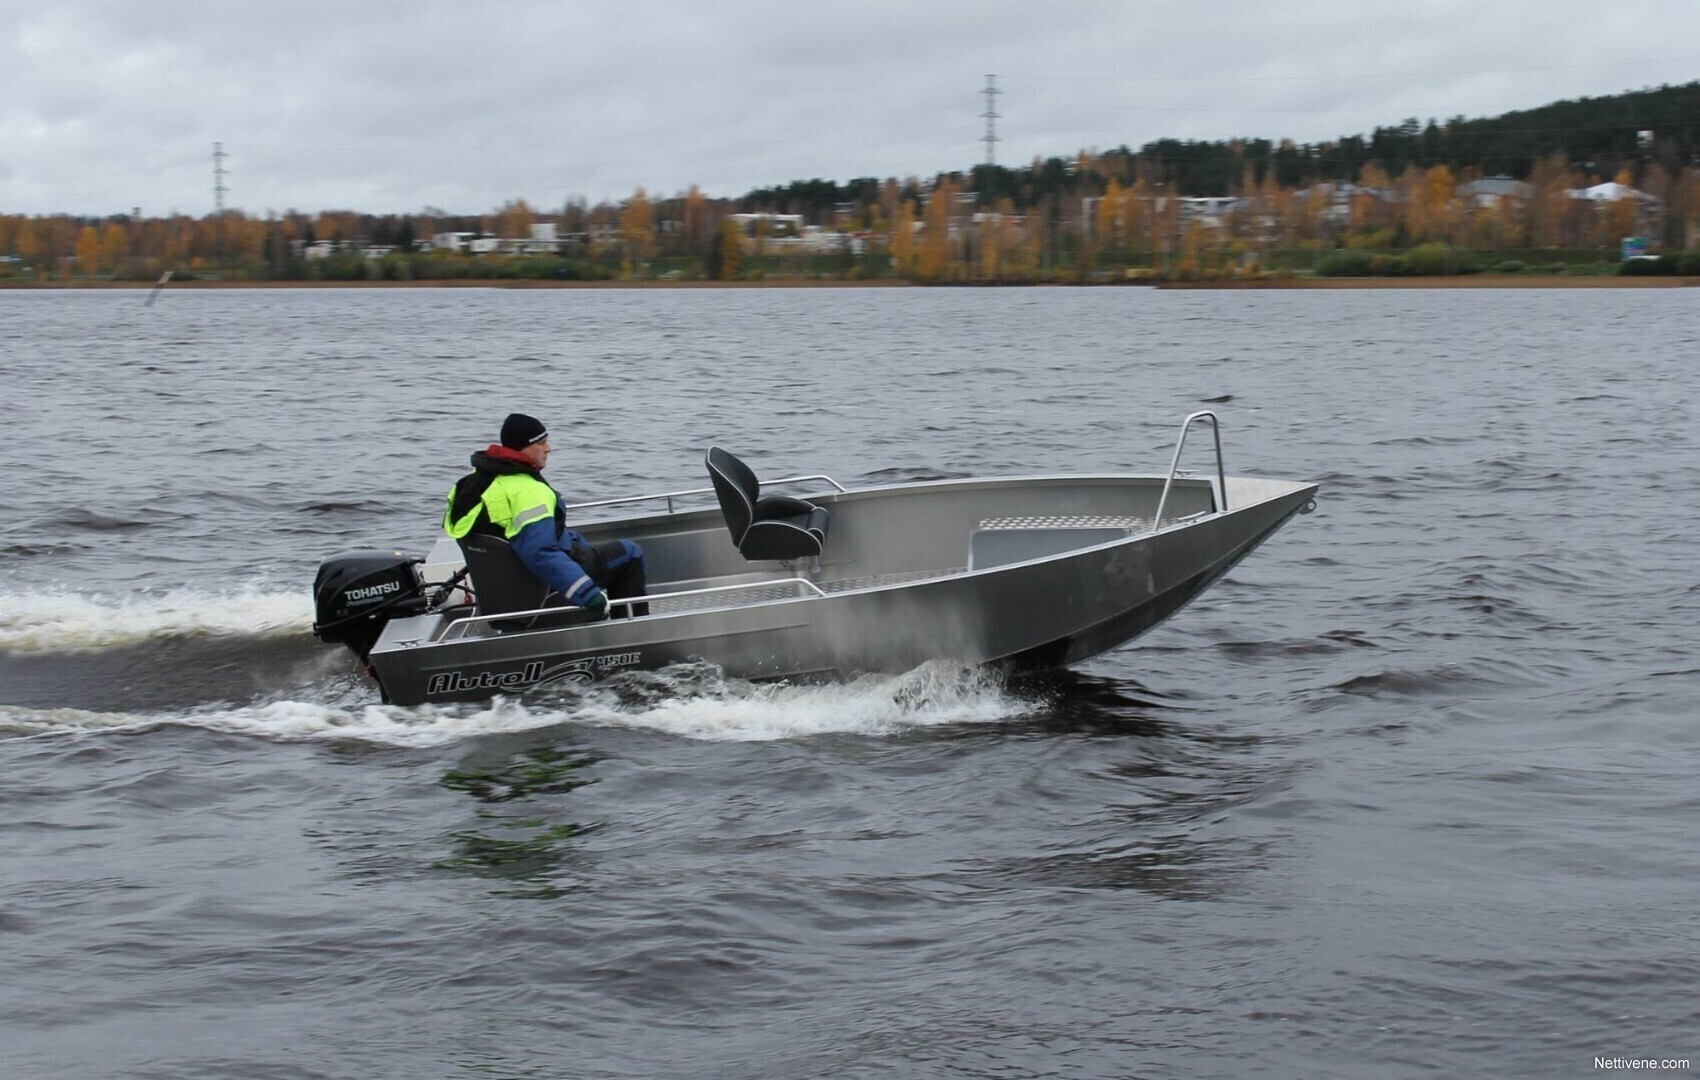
[584,590,610,617]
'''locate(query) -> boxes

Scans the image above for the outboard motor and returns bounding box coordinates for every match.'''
[312,550,431,663]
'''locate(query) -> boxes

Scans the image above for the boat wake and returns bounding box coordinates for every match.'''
[0,584,311,653]
[0,660,1041,747]
[0,588,1041,745]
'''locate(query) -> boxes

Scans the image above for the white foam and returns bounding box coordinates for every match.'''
[0,662,1039,747]
[0,587,312,653]
[569,662,1033,741]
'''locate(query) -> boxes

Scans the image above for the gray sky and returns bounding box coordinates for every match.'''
[3,0,1697,217]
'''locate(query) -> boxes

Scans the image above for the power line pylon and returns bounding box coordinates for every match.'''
[980,75,1002,167]
[213,142,229,264]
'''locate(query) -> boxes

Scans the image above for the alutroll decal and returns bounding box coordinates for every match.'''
[425,651,644,697]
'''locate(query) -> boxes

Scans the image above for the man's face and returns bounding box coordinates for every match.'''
[523,437,551,470]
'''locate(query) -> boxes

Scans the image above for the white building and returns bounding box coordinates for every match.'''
[1456,177,1535,208]
[1568,181,1659,205]
[730,213,804,236]
[431,231,477,253]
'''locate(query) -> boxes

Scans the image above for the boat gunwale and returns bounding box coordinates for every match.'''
[566,470,1311,532]
[400,473,1317,651]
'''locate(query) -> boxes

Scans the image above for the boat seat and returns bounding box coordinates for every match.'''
[706,446,830,562]
[455,534,604,632]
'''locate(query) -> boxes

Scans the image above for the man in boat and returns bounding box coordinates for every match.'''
[444,413,648,617]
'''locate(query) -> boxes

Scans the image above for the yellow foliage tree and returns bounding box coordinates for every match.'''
[235,216,267,261]
[100,223,129,273]
[976,204,1005,281]
[1021,206,1045,278]
[495,199,534,240]
[890,199,917,277]
[620,188,654,277]
[683,186,708,255]
[314,211,356,243]
[1529,154,1582,247]
[75,226,101,276]
[1352,163,1393,237]
[1096,179,1124,255]
[1423,165,1460,244]
[17,218,42,264]
[716,218,742,279]
[917,179,956,283]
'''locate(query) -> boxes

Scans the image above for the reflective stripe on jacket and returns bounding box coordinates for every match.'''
[443,450,603,606]
[443,471,557,541]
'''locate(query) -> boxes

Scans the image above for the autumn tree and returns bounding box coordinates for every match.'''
[314,211,358,245]
[975,208,1002,281]
[494,199,534,240]
[1424,165,1462,243]
[708,218,742,279]
[74,226,101,276]
[890,199,917,278]
[583,201,619,261]
[916,178,957,283]
[986,198,1029,280]
[1019,204,1045,278]
[682,186,709,255]
[1351,163,1394,238]
[17,218,42,265]
[100,223,129,274]
[1095,179,1125,258]
[231,213,263,261]
[1176,219,1210,278]
[1394,168,1454,244]
[620,188,654,277]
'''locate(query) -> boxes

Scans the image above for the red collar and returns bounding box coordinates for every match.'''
[484,444,535,467]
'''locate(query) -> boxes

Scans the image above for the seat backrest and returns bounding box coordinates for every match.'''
[706,446,759,547]
[456,533,553,626]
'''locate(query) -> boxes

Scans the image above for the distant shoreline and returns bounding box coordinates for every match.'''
[0,278,915,290]
[1158,275,1698,290]
[0,275,1693,291]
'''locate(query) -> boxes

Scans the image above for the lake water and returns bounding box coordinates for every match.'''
[2,285,1697,1078]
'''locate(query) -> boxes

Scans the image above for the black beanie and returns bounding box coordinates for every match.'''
[500,413,549,449]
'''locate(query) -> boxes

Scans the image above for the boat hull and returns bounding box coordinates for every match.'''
[364,473,1317,706]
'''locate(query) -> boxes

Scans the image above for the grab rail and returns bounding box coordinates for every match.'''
[1151,410,1228,532]
[565,473,847,515]
[437,577,828,641]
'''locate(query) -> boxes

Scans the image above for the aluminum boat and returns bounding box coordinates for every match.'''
[311,412,1318,705]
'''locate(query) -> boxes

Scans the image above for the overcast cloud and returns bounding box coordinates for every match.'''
[3,0,1697,216]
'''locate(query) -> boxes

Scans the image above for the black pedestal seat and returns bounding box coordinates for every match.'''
[705,446,830,561]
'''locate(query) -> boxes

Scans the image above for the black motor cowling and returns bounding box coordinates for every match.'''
[312,550,428,661]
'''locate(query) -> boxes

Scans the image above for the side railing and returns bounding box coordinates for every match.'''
[565,474,847,516]
[436,577,829,642]
[1151,410,1228,532]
